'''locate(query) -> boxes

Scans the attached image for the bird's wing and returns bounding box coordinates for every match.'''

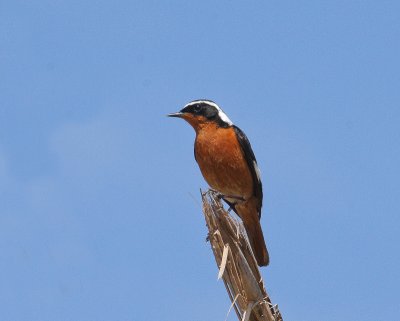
[233,125,263,218]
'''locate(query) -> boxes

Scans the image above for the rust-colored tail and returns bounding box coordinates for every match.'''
[236,201,269,266]
[243,218,269,266]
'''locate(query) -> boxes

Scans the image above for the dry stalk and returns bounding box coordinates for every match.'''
[201,190,283,321]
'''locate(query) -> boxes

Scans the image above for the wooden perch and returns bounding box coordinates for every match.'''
[201,190,283,321]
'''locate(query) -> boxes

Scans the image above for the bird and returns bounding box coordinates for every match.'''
[168,99,269,266]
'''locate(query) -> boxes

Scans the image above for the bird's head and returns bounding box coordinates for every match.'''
[168,100,233,131]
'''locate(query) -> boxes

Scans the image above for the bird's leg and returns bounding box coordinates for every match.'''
[209,189,245,202]
[208,188,245,213]
[209,188,222,198]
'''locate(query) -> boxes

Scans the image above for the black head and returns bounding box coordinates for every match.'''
[168,100,233,128]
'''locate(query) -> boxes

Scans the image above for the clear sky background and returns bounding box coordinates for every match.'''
[1,1,399,320]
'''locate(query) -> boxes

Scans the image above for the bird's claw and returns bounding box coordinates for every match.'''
[209,189,245,202]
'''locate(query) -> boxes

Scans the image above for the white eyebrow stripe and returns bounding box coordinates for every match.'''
[184,100,234,126]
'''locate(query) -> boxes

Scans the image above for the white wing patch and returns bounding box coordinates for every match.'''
[184,100,233,126]
[253,160,261,182]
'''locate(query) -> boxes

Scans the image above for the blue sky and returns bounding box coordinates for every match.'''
[1,1,400,320]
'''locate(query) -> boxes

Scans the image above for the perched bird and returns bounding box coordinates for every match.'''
[168,100,269,266]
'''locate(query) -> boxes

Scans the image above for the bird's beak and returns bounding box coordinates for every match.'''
[167,112,184,118]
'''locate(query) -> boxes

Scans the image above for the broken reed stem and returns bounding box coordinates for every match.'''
[201,190,283,321]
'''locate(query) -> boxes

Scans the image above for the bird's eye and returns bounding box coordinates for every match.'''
[193,104,201,113]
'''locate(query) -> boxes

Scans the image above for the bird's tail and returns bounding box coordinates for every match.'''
[243,218,269,266]
[237,201,269,266]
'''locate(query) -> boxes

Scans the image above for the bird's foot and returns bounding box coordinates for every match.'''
[209,189,245,202]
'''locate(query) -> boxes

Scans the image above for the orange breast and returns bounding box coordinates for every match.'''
[194,125,253,198]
